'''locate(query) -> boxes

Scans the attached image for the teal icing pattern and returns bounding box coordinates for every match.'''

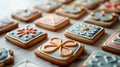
[39,41,81,60]
[17,9,37,17]
[38,0,61,9]
[85,50,120,67]
[66,23,103,39]
[0,48,9,61]
[7,25,46,44]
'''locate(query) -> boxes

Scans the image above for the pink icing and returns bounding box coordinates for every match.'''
[104,2,120,10]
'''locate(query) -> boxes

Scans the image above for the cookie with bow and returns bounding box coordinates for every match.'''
[102,32,120,54]
[84,10,118,28]
[34,37,84,66]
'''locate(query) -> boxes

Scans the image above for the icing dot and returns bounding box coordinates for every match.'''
[81,26,89,31]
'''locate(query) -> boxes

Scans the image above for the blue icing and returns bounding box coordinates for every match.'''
[85,50,120,67]
[0,48,8,61]
[7,25,45,44]
[66,23,102,39]
[38,0,61,9]
[39,42,81,60]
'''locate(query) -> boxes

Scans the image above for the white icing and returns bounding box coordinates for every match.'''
[0,49,11,63]
[104,55,117,63]
[13,60,39,67]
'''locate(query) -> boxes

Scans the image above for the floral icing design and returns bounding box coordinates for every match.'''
[113,34,120,45]
[7,25,45,44]
[90,10,116,22]
[85,51,120,67]
[66,23,103,39]
[17,9,38,17]
[42,37,77,57]
[38,0,61,9]
[0,18,13,28]
[61,4,84,14]
[0,48,10,63]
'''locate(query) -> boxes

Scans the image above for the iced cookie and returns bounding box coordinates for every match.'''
[0,17,18,34]
[13,60,39,67]
[53,0,73,4]
[56,3,87,19]
[0,48,14,67]
[104,0,120,13]
[74,0,100,10]
[34,14,70,31]
[102,32,120,54]
[12,8,41,22]
[34,0,61,12]
[34,37,84,66]
[64,22,105,45]
[82,50,120,67]
[84,10,118,28]
[5,25,47,49]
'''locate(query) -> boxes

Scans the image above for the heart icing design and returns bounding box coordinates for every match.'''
[90,10,116,22]
[42,37,77,57]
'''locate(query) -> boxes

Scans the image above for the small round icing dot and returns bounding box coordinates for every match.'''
[81,26,89,31]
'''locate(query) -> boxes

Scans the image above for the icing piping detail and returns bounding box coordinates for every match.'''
[42,37,77,57]
[113,34,120,45]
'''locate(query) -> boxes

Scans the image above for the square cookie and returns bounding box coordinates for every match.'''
[82,50,120,67]
[34,14,70,31]
[53,0,73,4]
[102,32,120,54]
[34,37,84,66]
[5,25,47,49]
[64,23,105,45]
[74,0,100,10]
[13,60,39,67]
[84,10,118,28]
[34,0,61,12]
[103,0,120,14]
[0,17,18,34]
[12,8,41,22]
[0,48,14,67]
[55,3,87,19]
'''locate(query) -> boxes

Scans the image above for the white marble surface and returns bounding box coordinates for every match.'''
[0,0,119,67]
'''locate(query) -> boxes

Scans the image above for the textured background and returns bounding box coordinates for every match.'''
[0,0,119,67]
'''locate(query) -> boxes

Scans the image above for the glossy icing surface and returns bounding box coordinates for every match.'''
[0,18,14,28]
[37,0,61,9]
[84,10,117,24]
[0,48,11,63]
[75,0,99,6]
[17,9,38,17]
[36,14,68,26]
[7,25,46,44]
[84,50,120,67]
[13,60,39,67]
[66,23,103,39]
[104,32,120,50]
[39,37,81,60]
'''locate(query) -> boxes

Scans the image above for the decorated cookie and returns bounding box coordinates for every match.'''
[102,32,120,54]
[64,22,105,44]
[84,10,118,28]
[34,37,84,66]
[12,8,41,22]
[34,0,61,12]
[82,50,120,67]
[104,0,120,13]
[34,14,70,31]
[53,0,73,4]
[0,17,18,34]
[0,48,14,67]
[55,3,87,19]
[74,0,100,10]
[5,25,47,49]
[13,60,39,67]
